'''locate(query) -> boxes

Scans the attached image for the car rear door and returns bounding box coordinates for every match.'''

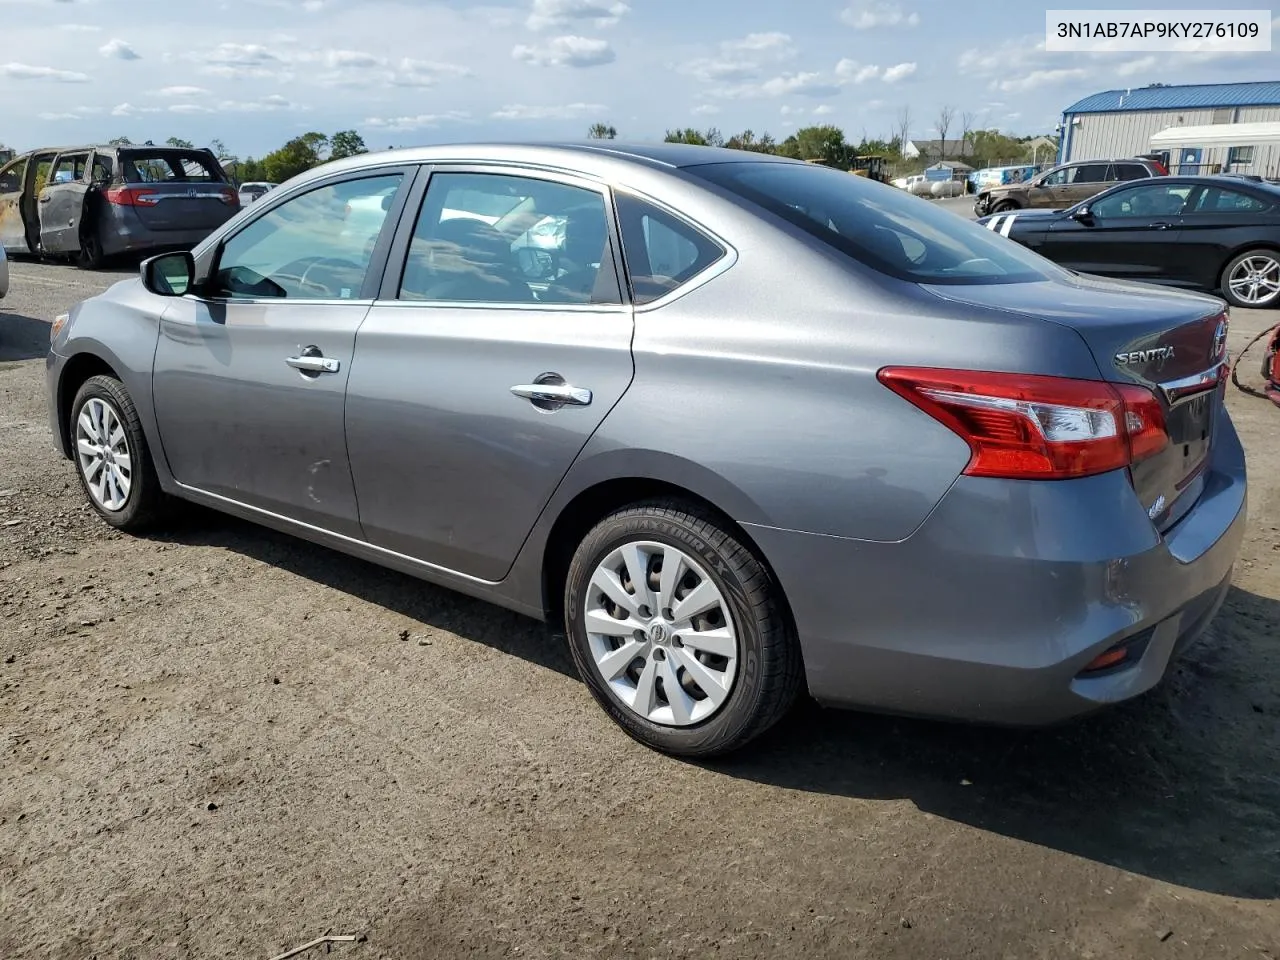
[38,151,91,254]
[1042,181,1195,280]
[1175,183,1280,291]
[343,164,635,582]
[151,166,415,537]
[1061,161,1113,206]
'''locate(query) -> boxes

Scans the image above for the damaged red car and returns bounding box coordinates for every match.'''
[0,144,240,269]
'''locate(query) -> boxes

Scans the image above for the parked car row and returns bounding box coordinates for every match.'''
[46,141,1245,757]
[0,143,243,269]
[977,173,1280,309]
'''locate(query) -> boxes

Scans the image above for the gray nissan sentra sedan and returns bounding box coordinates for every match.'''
[45,141,1247,757]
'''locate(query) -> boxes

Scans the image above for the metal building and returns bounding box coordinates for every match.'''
[1057,81,1280,168]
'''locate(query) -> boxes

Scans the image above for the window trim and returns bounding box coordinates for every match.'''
[189,163,420,306]
[612,187,734,311]
[377,162,631,313]
[49,151,91,186]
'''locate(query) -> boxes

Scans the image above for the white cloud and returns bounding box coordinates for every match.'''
[1,62,91,82]
[364,110,472,132]
[813,104,834,115]
[320,49,380,69]
[882,61,917,82]
[99,38,140,60]
[59,23,101,31]
[841,3,920,28]
[692,103,720,115]
[759,72,843,98]
[38,112,82,121]
[835,59,881,83]
[390,57,472,87]
[158,85,208,97]
[491,102,607,120]
[1115,56,1157,77]
[684,31,796,84]
[513,35,615,68]
[526,0,629,30]
[219,94,299,112]
[168,103,213,114]
[995,68,1086,93]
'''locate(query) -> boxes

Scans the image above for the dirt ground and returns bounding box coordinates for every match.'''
[2,259,1278,960]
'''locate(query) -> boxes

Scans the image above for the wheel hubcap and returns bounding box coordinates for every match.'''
[75,397,132,512]
[584,541,739,727]
[1228,255,1280,305]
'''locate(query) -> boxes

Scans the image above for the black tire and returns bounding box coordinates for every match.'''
[76,223,104,270]
[1219,248,1280,310]
[68,375,170,531]
[564,499,803,757]
[992,199,1019,214]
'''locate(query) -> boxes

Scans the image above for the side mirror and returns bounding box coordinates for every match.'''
[1070,206,1093,223]
[141,251,195,297]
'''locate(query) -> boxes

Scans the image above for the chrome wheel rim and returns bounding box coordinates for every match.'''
[75,397,132,512]
[584,541,739,727]
[1228,255,1280,305]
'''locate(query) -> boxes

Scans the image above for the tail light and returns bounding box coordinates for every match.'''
[218,185,239,205]
[877,367,1169,480]
[104,186,157,206]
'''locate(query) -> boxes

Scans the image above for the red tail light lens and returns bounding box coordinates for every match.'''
[104,186,157,206]
[877,367,1169,480]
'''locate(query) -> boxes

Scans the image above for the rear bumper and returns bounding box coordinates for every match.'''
[744,403,1248,726]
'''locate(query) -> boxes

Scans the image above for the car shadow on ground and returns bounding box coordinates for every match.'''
[149,512,1278,901]
[0,310,52,362]
[714,583,1280,901]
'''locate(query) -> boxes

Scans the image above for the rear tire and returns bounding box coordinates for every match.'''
[1220,248,1280,309]
[77,224,104,270]
[564,500,803,757]
[69,375,170,531]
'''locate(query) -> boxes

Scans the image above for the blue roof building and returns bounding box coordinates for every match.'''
[1057,81,1280,166]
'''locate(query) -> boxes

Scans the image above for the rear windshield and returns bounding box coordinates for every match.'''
[686,160,1057,285]
[120,150,224,184]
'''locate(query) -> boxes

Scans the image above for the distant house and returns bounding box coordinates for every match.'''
[903,138,977,161]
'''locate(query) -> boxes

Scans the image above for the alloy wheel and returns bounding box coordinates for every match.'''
[583,540,739,727]
[75,397,132,512]
[1228,254,1280,306]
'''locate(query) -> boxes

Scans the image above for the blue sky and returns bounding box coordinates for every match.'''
[1,0,1276,158]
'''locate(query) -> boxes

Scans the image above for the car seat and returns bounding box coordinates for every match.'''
[401,217,534,303]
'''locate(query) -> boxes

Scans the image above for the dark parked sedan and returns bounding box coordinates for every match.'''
[0,144,240,269]
[46,142,1246,756]
[977,174,1280,309]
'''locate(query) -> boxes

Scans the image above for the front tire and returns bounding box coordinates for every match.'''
[69,375,169,530]
[992,199,1019,214]
[564,500,803,757]
[1220,248,1280,309]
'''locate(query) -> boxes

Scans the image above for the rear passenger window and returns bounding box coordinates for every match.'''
[615,193,724,305]
[1072,163,1110,184]
[1115,163,1149,181]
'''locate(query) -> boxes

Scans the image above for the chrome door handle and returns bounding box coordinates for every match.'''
[286,355,340,373]
[510,383,592,405]
[1150,221,1172,230]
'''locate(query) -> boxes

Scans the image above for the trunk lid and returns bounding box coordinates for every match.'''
[922,272,1229,532]
[117,149,238,232]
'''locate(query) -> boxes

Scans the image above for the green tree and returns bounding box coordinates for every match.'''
[166,137,195,149]
[329,129,368,160]
[261,132,329,183]
[664,127,723,146]
[588,122,617,139]
[725,129,777,153]
[778,125,851,167]
[108,136,132,145]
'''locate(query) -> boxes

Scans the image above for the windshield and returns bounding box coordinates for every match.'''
[686,160,1059,285]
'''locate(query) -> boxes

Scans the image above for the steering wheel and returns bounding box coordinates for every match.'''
[297,256,366,298]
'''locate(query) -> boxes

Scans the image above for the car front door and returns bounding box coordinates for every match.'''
[1025,165,1074,208]
[0,156,29,253]
[344,166,636,581]
[150,167,414,537]
[38,151,91,254]
[1042,181,1195,280]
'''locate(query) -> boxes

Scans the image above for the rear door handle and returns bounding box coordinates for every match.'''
[510,383,592,405]
[1150,221,1172,230]
[286,355,340,373]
